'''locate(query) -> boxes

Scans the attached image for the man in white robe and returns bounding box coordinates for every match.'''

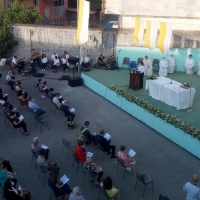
[143,56,153,76]
[167,54,176,73]
[159,57,168,77]
[197,61,200,75]
[185,55,195,75]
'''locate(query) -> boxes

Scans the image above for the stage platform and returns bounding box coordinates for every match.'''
[82,69,200,129]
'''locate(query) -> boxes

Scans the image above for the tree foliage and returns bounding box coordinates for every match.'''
[0,0,42,57]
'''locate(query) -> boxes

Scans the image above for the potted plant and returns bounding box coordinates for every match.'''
[67,121,78,129]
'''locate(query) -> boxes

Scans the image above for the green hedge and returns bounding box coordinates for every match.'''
[109,84,200,140]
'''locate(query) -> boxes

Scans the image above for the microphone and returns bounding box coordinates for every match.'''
[170,73,176,84]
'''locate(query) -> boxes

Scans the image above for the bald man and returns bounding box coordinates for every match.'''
[183,175,200,200]
[69,186,85,200]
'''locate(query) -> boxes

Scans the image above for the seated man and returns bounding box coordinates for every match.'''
[185,55,195,75]
[47,88,55,100]
[53,93,62,108]
[98,54,106,68]
[84,157,103,186]
[60,100,75,121]
[6,71,16,90]
[51,52,58,62]
[81,121,97,147]
[95,130,117,159]
[82,54,90,68]
[13,53,25,69]
[11,56,23,74]
[37,149,60,172]
[28,97,45,116]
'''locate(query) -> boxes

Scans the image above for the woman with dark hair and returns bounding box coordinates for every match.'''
[18,90,29,109]
[102,177,120,200]
[15,81,28,99]
[9,112,29,135]
[0,88,8,102]
[137,60,145,89]
[2,102,16,116]
[42,81,49,95]
[0,161,17,188]
[4,178,30,200]
[41,54,47,72]
[48,171,72,200]
[74,139,86,163]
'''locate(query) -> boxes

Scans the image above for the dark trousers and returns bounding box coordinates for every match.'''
[84,133,97,146]
[52,65,57,71]
[41,63,47,70]
[44,149,50,160]
[139,72,144,89]
[2,160,14,172]
[17,65,23,73]
[107,145,116,157]
[62,64,67,72]
[95,171,103,182]
[35,108,45,116]
[14,121,27,132]
[33,58,40,66]
[65,112,75,121]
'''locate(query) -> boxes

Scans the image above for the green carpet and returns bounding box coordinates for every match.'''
[83,69,200,128]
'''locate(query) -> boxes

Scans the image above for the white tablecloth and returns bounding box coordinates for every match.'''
[145,77,196,110]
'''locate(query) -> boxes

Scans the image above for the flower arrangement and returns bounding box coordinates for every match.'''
[109,84,200,140]
[148,74,157,80]
[67,121,78,129]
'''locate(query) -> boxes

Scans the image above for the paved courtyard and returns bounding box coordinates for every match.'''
[0,69,200,200]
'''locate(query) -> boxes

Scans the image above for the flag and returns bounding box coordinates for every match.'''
[144,20,157,50]
[157,22,172,54]
[77,0,90,45]
[133,17,144,46]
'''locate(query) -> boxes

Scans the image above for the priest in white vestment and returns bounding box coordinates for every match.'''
[143,56,153,76]
[197,61,200,75]
[167,54,176,73]
[185,55,195,75]
[159,57,168,77]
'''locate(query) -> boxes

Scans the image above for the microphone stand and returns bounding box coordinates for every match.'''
[117,49,122,71]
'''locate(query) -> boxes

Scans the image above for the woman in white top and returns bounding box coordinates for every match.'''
[41,54,47,72]
[138,61,145,89]
[61,56,68,73]
[52,56,60,73]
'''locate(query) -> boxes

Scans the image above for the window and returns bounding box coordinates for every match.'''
[8,4,13,9]
[55,0,64,6]
[34,0,39,6]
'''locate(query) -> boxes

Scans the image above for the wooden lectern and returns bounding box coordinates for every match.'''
[129,71,140,90]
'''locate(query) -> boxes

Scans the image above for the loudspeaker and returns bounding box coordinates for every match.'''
[68,57,79,65]
[68,77,82,87]
[62,75,70,80]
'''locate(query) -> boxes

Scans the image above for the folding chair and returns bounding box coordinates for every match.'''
[135,172,154,196]
[38,164,51,186]
[31,149,38,170]
[98,184,112,200]
[116,158,133,179]
[122,57,130,69]
[95,143,106,162]
[62,138,76,158]
[82,168,98,191]
[35,115,49,132]
[71,153,84,174]
[153,59,160,71]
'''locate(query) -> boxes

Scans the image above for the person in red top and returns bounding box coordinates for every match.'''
[74,140,86,163]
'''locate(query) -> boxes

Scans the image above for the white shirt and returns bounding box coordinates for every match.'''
[12,58,17,64]
[61,58,67,64]
[183,182,200,200]
[41,57,47,63]
[83,56,90,63]
[53,59,60,66]
[138,65,145,73]
[6,75,11,81]
[51,54,58,61]
[185,58,195,68]
[65,54,69,60]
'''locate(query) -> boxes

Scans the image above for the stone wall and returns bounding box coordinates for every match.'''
[12,24,200,63]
